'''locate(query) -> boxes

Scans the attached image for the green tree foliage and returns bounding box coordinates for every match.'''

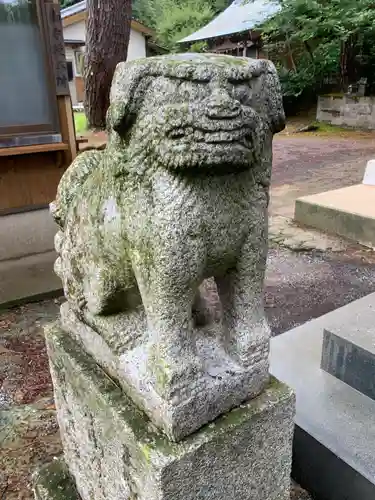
[153,0,214,49]
[60,0,79,8]
[262,0,375,98]
[132,0,231,49]
[132,0,157,28]
[209,0,233,15]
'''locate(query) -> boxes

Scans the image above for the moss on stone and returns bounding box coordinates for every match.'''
[214,55,249,66]
[140,443,152,463]
[33,458,79,500]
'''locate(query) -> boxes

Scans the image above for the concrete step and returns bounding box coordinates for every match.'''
[294,184,375,248]
[270,292,375,500]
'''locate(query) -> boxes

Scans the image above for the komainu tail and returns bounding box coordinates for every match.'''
[50,149,103,229]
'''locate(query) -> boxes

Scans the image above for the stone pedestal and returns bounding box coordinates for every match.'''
[34,323,295,500]
[60,303,269,442]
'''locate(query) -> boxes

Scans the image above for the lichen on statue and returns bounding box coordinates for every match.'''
[51,53,285,429]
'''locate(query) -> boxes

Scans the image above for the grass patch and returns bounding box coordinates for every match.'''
[321,92,345,98]
[294,120,375,138]
[74,112,87,134]
[311,121,349,134]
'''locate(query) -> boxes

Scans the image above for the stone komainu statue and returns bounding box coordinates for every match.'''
[51,54,285,420]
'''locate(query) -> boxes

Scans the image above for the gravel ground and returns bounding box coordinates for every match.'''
[266,246,375,335]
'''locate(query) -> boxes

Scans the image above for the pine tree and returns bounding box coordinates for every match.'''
[84,0,132,129]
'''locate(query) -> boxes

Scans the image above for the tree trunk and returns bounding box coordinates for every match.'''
[84,0,132,130]
[285,36,297,72]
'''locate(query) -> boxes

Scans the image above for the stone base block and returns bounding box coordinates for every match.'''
[44,322,295,500]
[60,303,269,442]
[271,293,375,500]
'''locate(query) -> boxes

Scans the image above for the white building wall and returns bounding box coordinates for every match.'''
[63,20,146,62]
[127,29,147,60]
[63,20,86,42]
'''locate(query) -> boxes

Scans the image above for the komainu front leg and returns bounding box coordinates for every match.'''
[133,253,204,401]
[216,211,270,368]
[145,287,204,401]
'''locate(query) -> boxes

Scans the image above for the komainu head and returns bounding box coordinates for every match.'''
[107,53,285,172]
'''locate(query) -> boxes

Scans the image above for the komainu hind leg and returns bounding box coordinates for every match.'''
[82,262,141,316]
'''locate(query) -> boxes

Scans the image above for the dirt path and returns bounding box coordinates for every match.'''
[271,134,375,217]
[2,132,375,498]
[0,299,63,499]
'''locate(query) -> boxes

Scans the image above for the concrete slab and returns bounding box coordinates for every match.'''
[0,207,61,306]
[320,304,375,400]
[270,292,375,499]
[294,184,375,248]
[0,208,55,262]
[319,297,375,353]
[0,251,62,307]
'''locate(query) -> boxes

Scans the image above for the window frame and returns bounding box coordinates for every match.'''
[74,48,84,77]
[66,60,74,82]
[0,0,60,141]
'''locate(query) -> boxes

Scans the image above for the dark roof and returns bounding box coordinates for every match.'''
[179,0,280,44]
[60,1,86,18]
[64,38,85,45]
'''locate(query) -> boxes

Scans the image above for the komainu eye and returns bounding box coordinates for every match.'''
[232,84,252,103]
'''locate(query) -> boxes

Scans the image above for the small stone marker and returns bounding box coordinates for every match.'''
[363,159,375,186]
[34,53,295,500]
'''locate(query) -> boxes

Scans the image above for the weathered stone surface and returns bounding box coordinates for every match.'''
[51,53,285,439]
[321,322,375,400]
[45,323,295,500]
[33,462,309,500]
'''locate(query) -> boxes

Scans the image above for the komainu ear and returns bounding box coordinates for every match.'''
[106,100,129,134]
[106,60,148,134]
[250,60,286,134]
